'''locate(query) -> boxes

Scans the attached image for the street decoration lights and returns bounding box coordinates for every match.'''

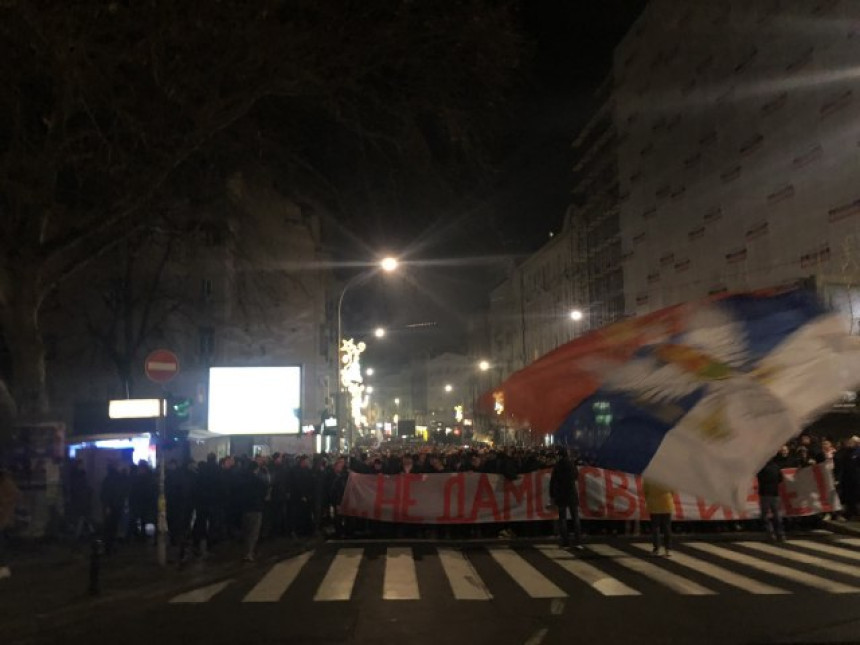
[336,256,399,449]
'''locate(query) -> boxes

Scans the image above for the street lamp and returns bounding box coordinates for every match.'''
[366,367,374,376]
[374,327,386,338]
[478,360,490,371]
[445,384,453,393]
[570,309,584,321]
[336,257,399,450]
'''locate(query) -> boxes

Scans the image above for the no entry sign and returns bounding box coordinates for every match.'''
[145,349,180,384]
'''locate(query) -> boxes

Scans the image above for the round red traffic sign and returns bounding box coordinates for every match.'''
[145,349,180,384]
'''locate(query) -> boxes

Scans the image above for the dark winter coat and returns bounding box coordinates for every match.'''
[757,459,784,497]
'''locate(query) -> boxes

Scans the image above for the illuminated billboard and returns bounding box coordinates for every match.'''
[208,366,301,435]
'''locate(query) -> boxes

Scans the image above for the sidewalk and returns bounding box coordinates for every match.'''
[0,533,322,641]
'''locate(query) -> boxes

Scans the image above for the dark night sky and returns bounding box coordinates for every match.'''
[346,1,645,369]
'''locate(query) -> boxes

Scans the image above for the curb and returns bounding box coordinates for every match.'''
[821,519,860,537]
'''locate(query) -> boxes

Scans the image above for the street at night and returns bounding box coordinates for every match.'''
[4,1,860,644]
[5,533,860,644]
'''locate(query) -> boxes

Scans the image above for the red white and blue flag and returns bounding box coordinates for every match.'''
[483,289,860,508]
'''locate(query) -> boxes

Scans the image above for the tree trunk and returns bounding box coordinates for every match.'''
[0,276,49,421]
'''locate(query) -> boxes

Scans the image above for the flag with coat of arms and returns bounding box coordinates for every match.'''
[482,289,860,508]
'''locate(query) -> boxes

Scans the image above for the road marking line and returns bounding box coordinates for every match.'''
[242,552,313,603]
[789,540,860,563]
[490,548,566,598]
[629,543,788,594]
[687,542,859,594]
[538,546,639,596]
[836,538,860,548]
[383,547,420,600]
[314,548,363,601]
[524,627,549,645]
[737,541,860,578]
[438,548,492,600]
[588,544,715,595]
[169,580,233,603]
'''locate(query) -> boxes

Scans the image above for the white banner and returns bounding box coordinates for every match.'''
[340,464,840,524]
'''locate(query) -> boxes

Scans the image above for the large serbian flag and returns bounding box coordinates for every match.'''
[482,289,860,508]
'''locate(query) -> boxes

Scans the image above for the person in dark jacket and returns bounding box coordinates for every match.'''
[291,456,315,537]
[241,461,269,561]
[329,457,349,538]
[757,454,785,542]
[192,454,220,557]
[100,463,127,554]
[549,447,582,549]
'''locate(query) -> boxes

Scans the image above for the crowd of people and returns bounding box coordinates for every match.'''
[43,431,860,564]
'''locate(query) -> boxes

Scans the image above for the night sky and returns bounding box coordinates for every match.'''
[352,0,645,369]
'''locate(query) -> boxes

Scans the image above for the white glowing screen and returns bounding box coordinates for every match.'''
[208,366,301,434]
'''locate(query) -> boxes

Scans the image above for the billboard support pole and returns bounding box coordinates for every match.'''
[156,393,167,567]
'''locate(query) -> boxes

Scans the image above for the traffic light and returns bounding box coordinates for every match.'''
[165,395,192,442]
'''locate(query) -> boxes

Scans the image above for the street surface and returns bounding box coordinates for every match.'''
[8,533,860,645]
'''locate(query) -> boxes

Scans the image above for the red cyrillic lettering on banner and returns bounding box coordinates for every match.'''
[633,475,647,518]
[779,469,809,516]
[503,474,534,520]
[373,474,402,521]
[534,469,558,519]
[580,467,605,518]
[468,474,502,522]
[437,473,468,523]
[812,464,833,512]
[695,499,730,521]
[604,471,636,519]
[671,492,684,520]
[400,474,424,522]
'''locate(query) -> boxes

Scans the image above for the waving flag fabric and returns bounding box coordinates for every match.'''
[484,289,860,508]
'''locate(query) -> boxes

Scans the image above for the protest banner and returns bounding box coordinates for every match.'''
[339,464,839,523]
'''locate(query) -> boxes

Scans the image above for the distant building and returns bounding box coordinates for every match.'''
[47,168,334,455]
[614,0,860,331]
[485,80,624,374]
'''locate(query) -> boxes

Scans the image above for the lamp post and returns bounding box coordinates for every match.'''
[336,257,398,451]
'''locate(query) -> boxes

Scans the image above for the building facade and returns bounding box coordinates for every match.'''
[614,0,860,330]
[47,168,334,452]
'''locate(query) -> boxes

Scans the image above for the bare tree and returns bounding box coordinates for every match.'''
[0,0,522,431]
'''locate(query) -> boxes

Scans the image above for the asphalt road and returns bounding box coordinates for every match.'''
[12,535,860,645]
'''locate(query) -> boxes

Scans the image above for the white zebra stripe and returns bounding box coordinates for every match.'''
[784,540,860,563]
[538,546,640,596]
[737,541,860,579]
[383,547,420,600]
[687,542,859,594]
[314,548,363,601]
[438,548,492,600]
[169,580,232,604]
[490,548,566,598]
[630,543,788,594]
[588,544,715,595]
[243,552,313,603]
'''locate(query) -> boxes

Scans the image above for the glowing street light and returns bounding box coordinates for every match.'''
[478,360,490,371]
[570,309,584,321]
[394,398,400,406]
[336,255,399,448]
[366,368,374,376]
[374,327,386,338]
[366,386,374,394]
[444,384,453,393]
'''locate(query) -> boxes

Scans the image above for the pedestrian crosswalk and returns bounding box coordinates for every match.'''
[168,538,860,605]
